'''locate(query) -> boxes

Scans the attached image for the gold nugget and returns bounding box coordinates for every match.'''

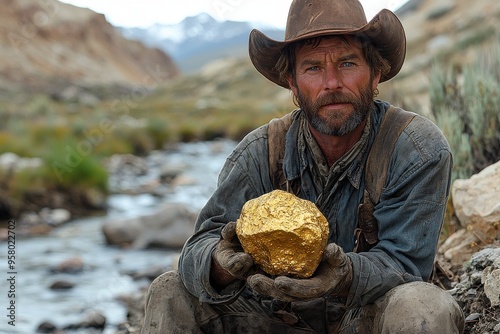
[236,190,329,278]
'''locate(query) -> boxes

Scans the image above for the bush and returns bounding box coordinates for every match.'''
[430,43,500,182]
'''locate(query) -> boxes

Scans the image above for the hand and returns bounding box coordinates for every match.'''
[211,222,255,288]
[247,243,352,302]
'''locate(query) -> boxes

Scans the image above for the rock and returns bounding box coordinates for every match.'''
[0,152,19,170]
[0,228,7,241]
[39,208,71,226]
[102,202,198,249]
[64,311,106,330]
[439,228,482,265]
[483,268,500,306]
[125,265,168,281]
[49,280,75,290]
[452,160,500,227]
[452,246,500,331]
[36,321,59,333]
[50,256,84,274]
[236,190,329,278]
[159,164,186,183]
[19,211,44,226]
[442,162,500,265]
[0,152,43,170]
[465,313,481,322]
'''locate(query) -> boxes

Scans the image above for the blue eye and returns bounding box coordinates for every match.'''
[307,66,320,71]
[341,62,355,68]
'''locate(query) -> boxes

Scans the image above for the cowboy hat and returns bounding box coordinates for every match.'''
[249,0,406,88]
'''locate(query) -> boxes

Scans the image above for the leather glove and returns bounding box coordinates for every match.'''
[247,243,353,302]
[212,222,255,281]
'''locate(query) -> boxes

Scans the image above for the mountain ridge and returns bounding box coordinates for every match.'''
[0,0,180,94]
[120,13,285,73]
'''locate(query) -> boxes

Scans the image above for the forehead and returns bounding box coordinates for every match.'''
[294,36,363,59]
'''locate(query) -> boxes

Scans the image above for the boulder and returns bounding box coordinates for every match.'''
[441,161,500,265]
[236,190,328,278]
[439,222,499,265]
[102,202,198,249]
[452,160,500,227]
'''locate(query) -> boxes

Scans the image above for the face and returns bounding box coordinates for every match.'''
[288,36,381,136]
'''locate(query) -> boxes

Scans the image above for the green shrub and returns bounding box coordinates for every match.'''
[43,143,108,192]
[178,122,199,142]
[430,43,500,182]
[146,118,171,149]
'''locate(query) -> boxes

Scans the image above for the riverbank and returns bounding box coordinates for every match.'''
[0,140,237,333]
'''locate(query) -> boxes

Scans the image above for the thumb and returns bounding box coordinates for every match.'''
[221,222,237,241]
[324,243,347,267]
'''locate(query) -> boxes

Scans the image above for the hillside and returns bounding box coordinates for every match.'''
[0,0,180,93]
[382,0,500,115]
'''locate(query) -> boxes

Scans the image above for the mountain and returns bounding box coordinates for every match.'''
[0,0,180,93]
[120,13,285,73]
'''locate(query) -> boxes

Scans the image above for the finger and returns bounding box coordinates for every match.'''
[221,222,237,241]
[226,252,254,278]
[247,274,297,302]
[274,274,327,300]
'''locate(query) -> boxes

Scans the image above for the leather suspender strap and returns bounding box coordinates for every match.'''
[267,106,417,253]
[354,106,417,252]
[268,111,296,191]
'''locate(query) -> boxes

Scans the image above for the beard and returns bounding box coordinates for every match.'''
[297,84,374,136]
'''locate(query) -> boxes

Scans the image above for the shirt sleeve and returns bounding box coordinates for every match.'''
[178,126,272,304]
[346,115,453,308]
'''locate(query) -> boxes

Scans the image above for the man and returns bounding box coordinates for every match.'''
[141,0,465,333]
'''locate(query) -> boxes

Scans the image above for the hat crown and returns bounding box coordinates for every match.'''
[285,0,368,40]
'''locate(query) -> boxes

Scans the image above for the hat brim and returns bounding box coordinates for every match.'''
[249,9,406,88]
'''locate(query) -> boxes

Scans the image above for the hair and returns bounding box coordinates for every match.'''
[274,35,391,86]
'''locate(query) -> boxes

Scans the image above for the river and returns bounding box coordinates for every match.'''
[0,140,237,334]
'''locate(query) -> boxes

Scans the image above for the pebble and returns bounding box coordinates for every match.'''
[465,312,481,322]
[49,280,75,290]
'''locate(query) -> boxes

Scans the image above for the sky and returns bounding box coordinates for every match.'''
[58,0,409,29]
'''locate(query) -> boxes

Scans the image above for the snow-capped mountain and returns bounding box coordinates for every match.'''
[120,13,284,73]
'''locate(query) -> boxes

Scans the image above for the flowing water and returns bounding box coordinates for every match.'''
[0,140,237,334]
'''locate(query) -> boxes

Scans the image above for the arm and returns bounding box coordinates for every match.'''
[346,115,453,307]
[178,127,271,304]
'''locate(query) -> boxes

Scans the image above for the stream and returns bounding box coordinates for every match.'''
[0,140,237,334]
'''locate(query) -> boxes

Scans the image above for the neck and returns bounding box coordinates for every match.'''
[309,119,367,167]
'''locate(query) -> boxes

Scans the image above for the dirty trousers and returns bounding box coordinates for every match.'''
[141,271,464,334]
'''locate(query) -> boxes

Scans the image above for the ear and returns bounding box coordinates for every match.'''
[287,75,298,96]
[372,71,382,91]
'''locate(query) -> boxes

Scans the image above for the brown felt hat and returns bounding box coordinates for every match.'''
[249,0,406,88]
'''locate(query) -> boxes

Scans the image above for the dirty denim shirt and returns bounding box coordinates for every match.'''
[178,100,452,308]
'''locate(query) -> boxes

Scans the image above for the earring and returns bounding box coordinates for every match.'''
[374,88,379,98]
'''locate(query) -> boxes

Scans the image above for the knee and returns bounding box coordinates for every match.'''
[376,282,464,333]
[147,270,183,295]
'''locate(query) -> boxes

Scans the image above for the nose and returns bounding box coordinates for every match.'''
[323,65,342,90]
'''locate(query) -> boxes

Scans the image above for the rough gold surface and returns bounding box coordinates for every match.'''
[236,190,329,278]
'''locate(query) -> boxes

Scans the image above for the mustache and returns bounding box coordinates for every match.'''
[313,92,354,108]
